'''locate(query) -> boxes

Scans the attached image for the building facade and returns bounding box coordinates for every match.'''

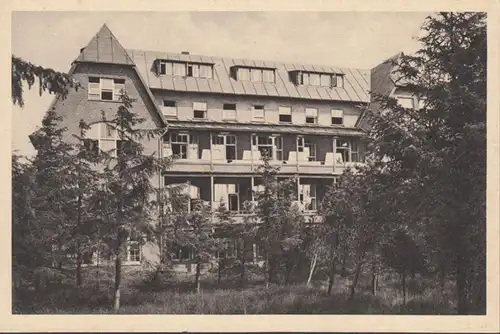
[41,24,407,269]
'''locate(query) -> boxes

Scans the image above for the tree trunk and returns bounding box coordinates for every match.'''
[239,241,246,288]
[456,253,469,314]
[306,250,318,287]
[327,256,337,296]
[371,266,377,296]
[75,246,82,287]
[340,247,348,277]
[348,258,363,300]
[195,259,201,294]
[264,249,269,289]
[401,271,407,306]
[217,259,222,285]
[113,254,122,312]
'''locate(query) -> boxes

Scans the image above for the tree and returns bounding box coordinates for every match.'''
[366,12,486,313]
[12,55,80,107]
[92,93,169,311]
[253,153,303,287]
[30,109,76,270]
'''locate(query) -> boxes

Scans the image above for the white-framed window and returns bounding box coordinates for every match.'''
[212,133,237,161]
[250,69,262,82]
[336,75,344,88]
[320,74,332,87]
[279,106,292,123]
[222,103,237,120]
[397,96,414,109]
[252,105,265,121]
[85,122,128,157]
[126,239,141,263]
[297,136,316,161]
[331,109,344,125]
[253,134,273,159]
[88,77,125,101]
[162,100,177,117]
[305,107,318,124]
[159,61,213,78]
[237,68,250,81]
[214,183,240,213]
[336,139,359,163]
[299,183,317,211]
[193,102,207,119]
[309,73,320,86]
[237,67,275,83]
[170,133,189,159]
[262,69,275,83]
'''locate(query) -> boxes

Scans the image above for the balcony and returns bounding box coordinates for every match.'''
[163,131,364,175]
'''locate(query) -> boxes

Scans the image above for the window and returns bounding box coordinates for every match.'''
[351,139,359,163]
[225,135,236,161]
[294,71,340,87]
[127,240,141,262]
[305,108,318,124]
[193,102,207,119]
[418,98,427,110]
[309,73,320,86]
[397,96,414,109]
[173,62,186,76]
[171,133,188,159]
[263,70,275,83]
[237,68,250,81]
[88,77,125,101]
[83,139,99,155]
[252,105,265,120]
[162,100,177,117]
[253,135,274,159]
[236,67,275,83]
[199,65,213,79]
[173,245,192,261]
[336,139,351,163]
[279,106,292,123]
[336,75,344,88]
[275,136,283,161]
[218,239,238,259]
[331,109,344,125]
[213,134,237,161]
[320,74,331,87]
[304,139,316,162]
[223,103,237,120]
[300,183,317,211]
[250,69,262,82]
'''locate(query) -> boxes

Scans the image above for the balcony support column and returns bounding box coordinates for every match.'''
[332,136,337,174]
[209,132,214,172]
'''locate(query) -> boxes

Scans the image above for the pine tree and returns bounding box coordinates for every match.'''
[92,93,170,311]
[12,55,80,107]
[367,12,486,313]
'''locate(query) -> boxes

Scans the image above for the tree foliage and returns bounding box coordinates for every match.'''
[12,55,80,108]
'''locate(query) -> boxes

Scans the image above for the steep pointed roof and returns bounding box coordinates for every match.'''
[75,24,134,65]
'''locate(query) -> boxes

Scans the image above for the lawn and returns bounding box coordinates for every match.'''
[12,265,457,314]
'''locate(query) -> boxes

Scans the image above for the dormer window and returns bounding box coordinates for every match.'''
[233,66,275,83]
[157,60,213,79]
[290,70,344,88]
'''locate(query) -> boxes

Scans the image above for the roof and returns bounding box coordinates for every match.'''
[75,24,135,65]
[73,24,166,126]
[168,120,365,137]
[126,49,371,103]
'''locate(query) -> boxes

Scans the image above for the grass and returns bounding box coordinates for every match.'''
[12,265,457,314]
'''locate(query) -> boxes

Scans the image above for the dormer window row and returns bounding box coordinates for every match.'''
[231,66,276,83]
[157,60,214,79]
[289,70,344,88]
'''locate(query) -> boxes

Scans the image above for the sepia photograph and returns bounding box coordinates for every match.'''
[10,10,489,318]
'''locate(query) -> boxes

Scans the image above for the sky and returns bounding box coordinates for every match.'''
[11,11,430,156]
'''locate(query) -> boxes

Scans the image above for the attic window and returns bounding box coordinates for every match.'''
[234,66,275,83]
[291,71,344,88]
[157,60,213,79]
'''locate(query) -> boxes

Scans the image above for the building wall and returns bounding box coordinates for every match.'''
[50,62,166,266]
[153,91,363,128]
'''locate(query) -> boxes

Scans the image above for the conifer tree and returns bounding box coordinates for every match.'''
[92,93,170,311]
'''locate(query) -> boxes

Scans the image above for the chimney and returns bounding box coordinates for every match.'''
[181,51,190,55]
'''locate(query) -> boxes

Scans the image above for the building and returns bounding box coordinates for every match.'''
[40,24,406,270]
